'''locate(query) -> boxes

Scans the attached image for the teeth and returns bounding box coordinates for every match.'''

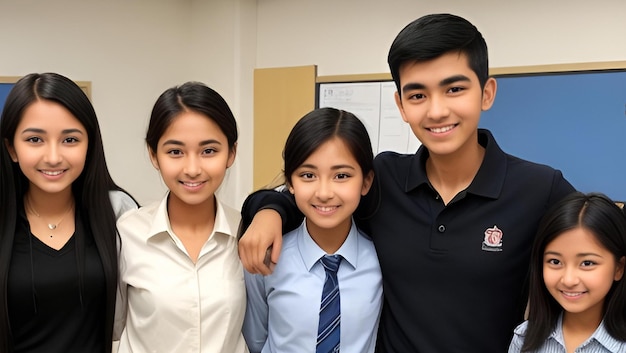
[316,206,337,212]
[562,291,584,297]
[42,170,63,176]
[183,182,202,187]
[430,125,454,133]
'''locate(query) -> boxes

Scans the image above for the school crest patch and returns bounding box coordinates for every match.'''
[482,225,503,252]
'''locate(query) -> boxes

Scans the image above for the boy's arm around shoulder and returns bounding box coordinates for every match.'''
[239,188,303,275]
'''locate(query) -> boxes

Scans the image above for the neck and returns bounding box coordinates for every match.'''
[26,187,74,216]
[167,193,217,229]
[426,138,485,204]
[306,218,351,254]
[562,307,603,334]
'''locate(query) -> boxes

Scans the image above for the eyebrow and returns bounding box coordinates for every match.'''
[297,164,356,170]
[401,74,472,95]
[544,251,603,258]
[161,139,223,147]
[20,128,85,135]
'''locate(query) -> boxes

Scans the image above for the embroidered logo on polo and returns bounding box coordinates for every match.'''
[482,225,503,252]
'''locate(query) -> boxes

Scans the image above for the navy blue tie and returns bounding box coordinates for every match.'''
[316,255,342,353]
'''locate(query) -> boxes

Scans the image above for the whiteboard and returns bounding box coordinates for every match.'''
[318,81,421,155]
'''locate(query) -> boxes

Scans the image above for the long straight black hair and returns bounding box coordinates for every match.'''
[522,192,626,351]
[0,73,134,352]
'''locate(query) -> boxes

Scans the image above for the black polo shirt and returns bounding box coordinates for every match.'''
[369,129,574,353]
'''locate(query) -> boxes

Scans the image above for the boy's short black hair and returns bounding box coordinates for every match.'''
[388,13,490,93]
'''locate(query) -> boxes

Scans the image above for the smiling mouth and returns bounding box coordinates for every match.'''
[181,181,204,187]
[40,170,64,176]
[561,291,586,297]
[314,205,338,212]
[428,125,456,133]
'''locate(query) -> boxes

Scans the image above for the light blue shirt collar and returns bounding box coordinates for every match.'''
[550,313,623,352]
[296,218,360,272]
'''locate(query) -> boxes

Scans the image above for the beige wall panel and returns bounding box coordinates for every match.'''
[253,65,316,190]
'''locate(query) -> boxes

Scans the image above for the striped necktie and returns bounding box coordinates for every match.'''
[316,254,342,353]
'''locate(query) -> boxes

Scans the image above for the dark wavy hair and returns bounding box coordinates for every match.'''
[0,73,134,352]
[522,192,626,351]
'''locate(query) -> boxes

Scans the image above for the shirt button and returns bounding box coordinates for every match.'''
[438,224,446,233]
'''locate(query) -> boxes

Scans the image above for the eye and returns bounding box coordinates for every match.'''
[25,136,43,143]
[202,148,217,155]
[581,260,596,267]
[546,258,561,266]
[63,137,79,144]
[335,173,351,180]
[447,86,465,94]
[299,172,315,180]
[407,93,425,100]
[167,149,183,156]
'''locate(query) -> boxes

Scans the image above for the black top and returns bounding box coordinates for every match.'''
[241,129,576,353]
[7,208,106,353]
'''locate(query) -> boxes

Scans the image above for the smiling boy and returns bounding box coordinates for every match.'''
[239,14,575,352]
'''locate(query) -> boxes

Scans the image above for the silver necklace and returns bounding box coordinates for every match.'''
[26,197,74,237]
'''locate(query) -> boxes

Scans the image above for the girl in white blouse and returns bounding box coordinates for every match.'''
[115,82,247,353]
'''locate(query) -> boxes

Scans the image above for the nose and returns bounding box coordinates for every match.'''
[560,266,580,287]
[184,155,202,178]
[43,144,62,166]
[315,179,334,201]
[426,94,450,120]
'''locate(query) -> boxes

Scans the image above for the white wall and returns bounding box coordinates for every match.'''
[256,0,626,75]
[2,0,625,209]
[0,0,256,209]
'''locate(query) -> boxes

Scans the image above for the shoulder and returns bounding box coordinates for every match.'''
[374,151,415,167]
[216,198,241,230]
[508,321,528,353]
[109,190,138,219]
[504,154,574,198]
[117,199,160,230]
[356,227,376,250]
[281,224,302,251]
[513,320,529,335]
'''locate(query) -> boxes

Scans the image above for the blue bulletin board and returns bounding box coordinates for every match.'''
[480,68,626,201]
[0,82,15,114]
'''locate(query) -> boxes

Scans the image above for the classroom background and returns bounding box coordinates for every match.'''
[1,0,625,209]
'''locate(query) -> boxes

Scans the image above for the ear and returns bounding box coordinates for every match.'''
[394,90,409,123]
[615,256,625,281]
[148,146,160,171]
[361,170,374,196]
[226,142,237,168]
[481,77,497,111]
[4,138,18,162]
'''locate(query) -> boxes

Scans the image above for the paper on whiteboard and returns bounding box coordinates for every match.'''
[319,81,421,154]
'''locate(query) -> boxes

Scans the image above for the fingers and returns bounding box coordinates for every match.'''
[238,209,283,275]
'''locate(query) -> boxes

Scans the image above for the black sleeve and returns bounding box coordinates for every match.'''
[239,187,304,237]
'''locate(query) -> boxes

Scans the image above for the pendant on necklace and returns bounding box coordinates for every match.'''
[48,224,57,230]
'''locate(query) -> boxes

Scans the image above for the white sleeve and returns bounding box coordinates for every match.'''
[109,190,138,219]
